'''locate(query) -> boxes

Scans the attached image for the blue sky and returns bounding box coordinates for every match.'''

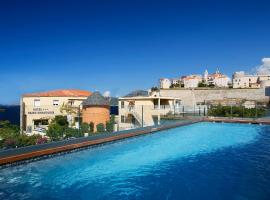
[0,0,270,104]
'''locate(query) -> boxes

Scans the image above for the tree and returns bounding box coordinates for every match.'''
[151,87,159,92]
[60,103,79,126]
[53,115,69,126]
[46,115,69,140]
[60,103,78,115]
[198,82,208,87]
[170,83,180,88]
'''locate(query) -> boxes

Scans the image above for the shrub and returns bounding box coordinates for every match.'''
[208,105,266,118]
[46,115,69,140]
[89,122,94,132]
[81,123,90,133]
[96,123,105,133]
[106,115,115,133]
[106,121,114,132]
[3,138,17,148]
[46,123,65,141]
[36,136,48,144]
[64,127,83,138]
[0,120,20,139]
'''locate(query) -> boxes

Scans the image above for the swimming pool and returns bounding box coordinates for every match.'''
[1,122,270,199]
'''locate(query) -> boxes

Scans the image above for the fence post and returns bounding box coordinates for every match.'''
[242,105,244,119]
[255,101,258,119]
[174,105,176,118]
[230,105,232,119]
[78,106,81,135]
[183,106,185,117]
[141,105,144,128]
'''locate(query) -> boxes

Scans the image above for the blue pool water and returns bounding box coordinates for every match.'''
[0,122,270,200]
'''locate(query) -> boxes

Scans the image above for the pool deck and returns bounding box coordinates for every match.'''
[0,119,201,166]
[1,117,270,166]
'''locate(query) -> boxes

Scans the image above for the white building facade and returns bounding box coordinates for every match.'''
[232,71,260,88]
[183,75,202,88]
[204,69,230,87]
[160,78,172,89]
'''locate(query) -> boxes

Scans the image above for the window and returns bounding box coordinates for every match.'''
[53,100,59,106]
[68,100,74,106]
[34,99,40,107]
[121,101,124,109]
[121,115,125,123]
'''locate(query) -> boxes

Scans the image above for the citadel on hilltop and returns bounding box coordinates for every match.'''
[160,69,270,89]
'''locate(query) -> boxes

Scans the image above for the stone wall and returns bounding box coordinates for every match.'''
[160,88,269,107]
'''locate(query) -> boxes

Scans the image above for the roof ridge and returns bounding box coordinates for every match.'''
[82,91,109,106]
[23,89,92,97]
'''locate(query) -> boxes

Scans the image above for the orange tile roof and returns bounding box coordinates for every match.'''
[183,76,201,80]
[23,89,92,97]
[209,73,227,78]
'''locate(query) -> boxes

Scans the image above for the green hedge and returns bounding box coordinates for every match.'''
[208,105,266,118]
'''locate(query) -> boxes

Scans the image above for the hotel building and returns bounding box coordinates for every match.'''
[20,89,92,134]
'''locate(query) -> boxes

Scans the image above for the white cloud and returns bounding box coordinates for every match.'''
[256,58,270,75]
[103,90,111,97]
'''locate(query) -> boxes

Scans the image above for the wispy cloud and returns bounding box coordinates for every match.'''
[103,90,111,97]
[256,58,270,75]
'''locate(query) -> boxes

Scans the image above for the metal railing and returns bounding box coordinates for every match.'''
[118,105,208,131]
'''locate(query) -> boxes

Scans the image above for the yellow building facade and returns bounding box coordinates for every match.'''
[20,89,92,135]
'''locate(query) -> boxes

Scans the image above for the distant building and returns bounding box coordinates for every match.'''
[232,71,260,88]
[171,78,181,85]
[21,89,92,135]
[204,69,230,87]
[160,78,172,89]
[182,75,202,88]
[258,74,270,82]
